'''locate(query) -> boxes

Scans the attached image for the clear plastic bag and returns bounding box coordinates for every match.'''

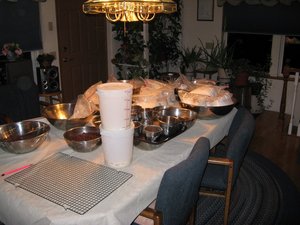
[70,94,95,119]
[83,81,102,110]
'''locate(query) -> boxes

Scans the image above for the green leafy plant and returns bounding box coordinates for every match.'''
[148,0,182,77]
[111,0,182,79]
[36,53,55,68]
[230,57,272,110]
[198,38,235,70]
[111,22,148,79]
[249,61,272,109]
[180,45,203,76]
[229,58,253,86]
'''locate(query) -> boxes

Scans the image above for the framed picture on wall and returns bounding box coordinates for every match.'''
[197,0,214,21]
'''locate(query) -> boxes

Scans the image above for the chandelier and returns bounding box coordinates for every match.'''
[82,0,177,22]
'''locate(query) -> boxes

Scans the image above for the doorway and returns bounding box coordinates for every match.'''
[55,0,108,102]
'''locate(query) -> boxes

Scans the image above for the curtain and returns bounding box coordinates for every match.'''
[218,0,300,6]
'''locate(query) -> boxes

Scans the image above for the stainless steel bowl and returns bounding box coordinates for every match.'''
[0,121,50,154]
[134,141,163,151]
[119,80,143,95]
[180,98,237,120]
[155,107,197,128]
[64,126,101,152]
[41,103,94,130]
[91,115,101,127]
[157,115,182,136]
[131,105,143,121]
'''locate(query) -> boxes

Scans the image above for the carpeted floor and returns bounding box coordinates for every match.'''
[196,152,300,225]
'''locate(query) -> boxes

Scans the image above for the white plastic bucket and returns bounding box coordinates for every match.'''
[100,123,134,168]
[97,82,133,130]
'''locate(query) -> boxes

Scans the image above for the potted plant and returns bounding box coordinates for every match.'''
[228,57,272,113]
[179,45,203,78]
[230,58,253,87]
[249,61,272,112]
[36,53,55,68]
[198,38,235,80]
[111,22,148,79]
[2,43,23,61]
[148,0,182,78]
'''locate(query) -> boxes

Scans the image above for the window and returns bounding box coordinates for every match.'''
[282,36,300,69]
[223,2,300,76]
[226,33,300,76]
[227,33,272,68]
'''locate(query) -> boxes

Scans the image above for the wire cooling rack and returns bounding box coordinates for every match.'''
[5,153,132,215]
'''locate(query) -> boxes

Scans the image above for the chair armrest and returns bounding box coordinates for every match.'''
[139,207,162,225]
[207,156,234,194]
[208,157,233,167]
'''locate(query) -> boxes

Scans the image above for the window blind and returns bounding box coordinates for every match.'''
[0,0,42,52]
[223,2,300,35]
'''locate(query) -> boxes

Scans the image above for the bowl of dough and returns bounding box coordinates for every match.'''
[177,84,237,119]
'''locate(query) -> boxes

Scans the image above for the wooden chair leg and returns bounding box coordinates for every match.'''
[224,162,234,225]
[188,206,196,225]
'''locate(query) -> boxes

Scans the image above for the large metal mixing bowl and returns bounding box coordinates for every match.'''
[180,98,237,119]
[0,121,50,154]
[41,103,94,130]
[64,126,101,152]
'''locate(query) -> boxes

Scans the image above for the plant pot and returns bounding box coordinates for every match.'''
[251,95,264,115]
[218,68,231,84]
[39,60,53,68]
[218,68,229,79]
[234,71,249,87]
[6,51,17,61]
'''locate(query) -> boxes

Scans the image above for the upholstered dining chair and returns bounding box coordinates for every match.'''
[133,137,210,225]
[199,106,255,225]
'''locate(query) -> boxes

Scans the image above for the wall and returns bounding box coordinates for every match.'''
[181,0,223,48]
[39,1,59,66]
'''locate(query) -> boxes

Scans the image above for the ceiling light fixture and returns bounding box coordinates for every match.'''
[82,0,177,22]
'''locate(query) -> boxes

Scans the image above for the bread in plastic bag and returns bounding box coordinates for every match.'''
[83,81,102,109]
[70,94,95,119]
[134,79,179,108]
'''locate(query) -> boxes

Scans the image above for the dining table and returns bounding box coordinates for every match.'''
[0,108,237,225]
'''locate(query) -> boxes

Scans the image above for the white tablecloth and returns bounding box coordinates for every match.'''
[0,108,237,225]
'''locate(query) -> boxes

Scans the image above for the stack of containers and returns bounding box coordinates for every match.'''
[97,82,134,168]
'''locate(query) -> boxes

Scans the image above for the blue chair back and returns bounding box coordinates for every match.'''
[226,106,255,183]
[155,137,210,225]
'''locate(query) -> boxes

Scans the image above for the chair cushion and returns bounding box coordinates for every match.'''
[201,163,227,190]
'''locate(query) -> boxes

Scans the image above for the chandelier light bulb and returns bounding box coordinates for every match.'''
[82,0,177,22]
